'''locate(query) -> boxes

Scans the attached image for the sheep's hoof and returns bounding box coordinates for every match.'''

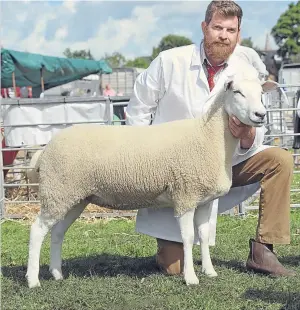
[27,277,41,288]
[184,273,199,285]
[50,268,64,281]
[202,268,218,277]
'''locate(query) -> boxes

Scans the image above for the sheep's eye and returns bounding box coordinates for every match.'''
[233,90,245,97]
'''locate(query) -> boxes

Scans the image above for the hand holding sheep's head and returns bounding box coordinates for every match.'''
[224,77,278,127]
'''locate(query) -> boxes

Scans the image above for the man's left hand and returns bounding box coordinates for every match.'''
[229,116,256,149]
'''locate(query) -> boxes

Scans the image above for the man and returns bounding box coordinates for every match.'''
[103,84,116,97]
[126,1,295,277]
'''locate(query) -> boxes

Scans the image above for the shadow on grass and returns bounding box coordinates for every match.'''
[201,256,298,275]
[2,254,298,287]
[1,254,161,285]
[279,255,300,267]
[211,258,247,273]
[243,289,300,310]
[195,257,249,274]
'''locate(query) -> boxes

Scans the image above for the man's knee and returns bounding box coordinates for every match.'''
[156,238,183,275]
[263,148,294,172]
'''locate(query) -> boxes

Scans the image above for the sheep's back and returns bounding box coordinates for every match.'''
[38,117,233,218]
[38,121,199,216]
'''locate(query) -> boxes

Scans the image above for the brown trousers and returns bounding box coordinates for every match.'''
[156,147,294,274]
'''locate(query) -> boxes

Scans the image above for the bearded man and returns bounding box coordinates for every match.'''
[126,0,296,277]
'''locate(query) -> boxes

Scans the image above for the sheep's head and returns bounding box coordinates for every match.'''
[223,77,278,127]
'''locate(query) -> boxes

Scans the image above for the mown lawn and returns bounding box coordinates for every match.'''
[1,211,300,310]
[291,171,300,204]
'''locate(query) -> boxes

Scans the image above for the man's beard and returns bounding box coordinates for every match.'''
[204,36,237,61]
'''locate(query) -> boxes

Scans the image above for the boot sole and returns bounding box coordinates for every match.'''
[246,261,296,277]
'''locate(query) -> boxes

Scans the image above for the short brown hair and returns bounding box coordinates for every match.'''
[205,1,243,29]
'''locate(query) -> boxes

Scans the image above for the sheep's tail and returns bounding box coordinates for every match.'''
[26,149,44,193]
[33,149,44,172]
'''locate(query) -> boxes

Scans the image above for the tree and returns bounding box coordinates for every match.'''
[271,1,300,58]
[63,48,94,60]
[125,57,151,69]
[240,37,254,48]
[103,52,126,68]
[151,34,193,59]
[240,37,261,53]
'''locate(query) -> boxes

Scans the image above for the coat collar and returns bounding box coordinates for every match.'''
[190,44,201,67]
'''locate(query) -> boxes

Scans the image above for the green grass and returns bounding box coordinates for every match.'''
[1,212,300,310]
[291,172,300,204]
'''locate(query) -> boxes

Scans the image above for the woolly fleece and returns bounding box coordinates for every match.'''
[37,92,235,220]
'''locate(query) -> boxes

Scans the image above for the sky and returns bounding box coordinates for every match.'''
[0,1,295,61]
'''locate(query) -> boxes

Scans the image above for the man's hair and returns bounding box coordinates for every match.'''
[205,1,243,29]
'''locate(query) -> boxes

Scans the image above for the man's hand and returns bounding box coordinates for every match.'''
[229,116,256,149]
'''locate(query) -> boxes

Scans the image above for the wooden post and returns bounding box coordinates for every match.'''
[40,67,45,93]
[12,72,17,97]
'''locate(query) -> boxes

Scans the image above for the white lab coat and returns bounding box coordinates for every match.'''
[126,44,270,246]
[234,44,268,78]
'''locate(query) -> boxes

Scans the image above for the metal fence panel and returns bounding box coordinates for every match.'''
[1,85,300,218]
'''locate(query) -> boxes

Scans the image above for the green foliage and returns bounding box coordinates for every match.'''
[125,57,151,69]
[240,37,254,48]
[151,34,193,59]
[240,37,261,54]
[63,48,94,60]
[271,1,300,57]
[63,34,193,69]
[103,52,126,68]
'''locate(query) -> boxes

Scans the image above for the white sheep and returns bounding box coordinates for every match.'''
[25,74,277,288]
[26,149,43,193]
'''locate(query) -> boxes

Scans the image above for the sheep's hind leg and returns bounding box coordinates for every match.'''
[49,200,88,281]
[26,214,57,288]
[176,208,199,285]
[194,202,217,277]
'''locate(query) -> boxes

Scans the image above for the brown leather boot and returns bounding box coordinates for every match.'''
[156,238,184,275]
[246,239,296,276]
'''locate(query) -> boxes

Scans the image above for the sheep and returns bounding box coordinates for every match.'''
[25,73,277,289]
[26,149,43,193]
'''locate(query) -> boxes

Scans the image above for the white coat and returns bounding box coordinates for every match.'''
[126,44,270,246]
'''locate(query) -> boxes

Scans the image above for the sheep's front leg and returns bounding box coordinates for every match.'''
[176,208,199,285]
[194,202,217,277]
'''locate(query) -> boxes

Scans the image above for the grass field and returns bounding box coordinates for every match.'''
[1,211,299,310]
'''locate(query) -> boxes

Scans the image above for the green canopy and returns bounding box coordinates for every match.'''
[1,48,112,90]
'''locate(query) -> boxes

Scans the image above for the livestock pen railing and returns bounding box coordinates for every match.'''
[1,84,300,219]
[0,96,130,219]
[239,84,300,214]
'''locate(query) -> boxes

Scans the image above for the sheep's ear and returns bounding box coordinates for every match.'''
[224,80,233,92]
[262,80,279,93]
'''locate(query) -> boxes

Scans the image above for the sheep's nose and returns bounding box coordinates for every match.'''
[255,111,266,120]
